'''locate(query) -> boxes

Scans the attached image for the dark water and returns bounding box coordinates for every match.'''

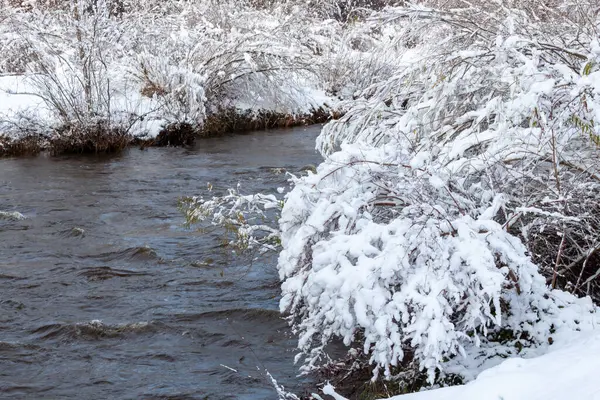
[0,126,323,399]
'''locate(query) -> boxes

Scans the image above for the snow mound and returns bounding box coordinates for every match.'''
[391,332,600,400]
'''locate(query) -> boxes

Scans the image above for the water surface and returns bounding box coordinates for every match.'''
[0,126,323,399]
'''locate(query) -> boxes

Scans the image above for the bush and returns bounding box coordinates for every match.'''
[183,0,600,391]
[1,0,342,146]
[280,0,600,385]
[0,134,44,156]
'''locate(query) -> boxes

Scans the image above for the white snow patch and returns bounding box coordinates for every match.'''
[388,332,600,400]
[0,211,26,220]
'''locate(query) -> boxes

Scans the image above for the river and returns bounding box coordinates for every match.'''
[0,126,323,399]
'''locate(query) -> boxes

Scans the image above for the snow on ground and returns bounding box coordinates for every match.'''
[0,75,51,126]
[0,73,335,141]
[322,331,600,400]
[0,73,169,139]
[383,332,600,400]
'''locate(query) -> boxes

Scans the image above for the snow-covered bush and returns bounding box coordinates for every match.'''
[180,184,283,254]
[277,0,600,389]
[178,1,600,391]
[0,8,36,75]
[0,0,350,145]
[0,0,158,146]
[302,0,398,21]
[278,140,598,383]
[317,3,600,299]
[317,16,405,99]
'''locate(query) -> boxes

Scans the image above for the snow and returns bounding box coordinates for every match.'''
[0,211,26,221]
[276,135,600,383]
[0,75,52,133]
[16,2,599,399]
[386,332,600,400]
[0,3,341,142]
[317,328,600,400]
[0,71,333,140]
[272,1,600,393]
[0,76,44,112]
[233,84,334,115]
[0,73,170,139]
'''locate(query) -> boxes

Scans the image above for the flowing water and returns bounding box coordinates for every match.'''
[0,126,323,399]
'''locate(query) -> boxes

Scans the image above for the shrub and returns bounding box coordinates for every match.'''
[184,0,600,389]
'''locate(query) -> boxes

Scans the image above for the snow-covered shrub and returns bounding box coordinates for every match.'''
[0,22,36,75]
[128,0,332,114]
[176,1,600,390]
[302,0,398,21]
[278,139,590,383]
[162,2,600,397]
[317,3,600,297]
[187,12,317,114]
[276,0,600,388]
[316,16,404,99]
[0,1,152,143]
[133,55,206,127]
[1,0,349,145]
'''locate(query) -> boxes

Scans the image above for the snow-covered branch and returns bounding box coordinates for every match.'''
[180,184,283,254]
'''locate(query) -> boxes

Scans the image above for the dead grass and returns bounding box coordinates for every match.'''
[303,348,431,400]
[49,121,130,155]
[133,122,198,148]
[1,107,343,156]
[0,134,44,157]
[200,106,341,137]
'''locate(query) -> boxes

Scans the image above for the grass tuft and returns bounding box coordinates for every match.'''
[0,134,44,157]
[49,121,130,155]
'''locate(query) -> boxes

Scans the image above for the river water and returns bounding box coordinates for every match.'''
[0,126,323,399]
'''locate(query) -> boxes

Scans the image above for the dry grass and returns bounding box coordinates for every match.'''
[49,121,130,155]
[1,107,342,156]
[0,134,44,157]
[305,351,431,400]
[200,107,341,137]
[133,122,198,148]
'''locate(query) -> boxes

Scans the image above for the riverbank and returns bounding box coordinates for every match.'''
[0,106,340,157]
[0,61,340,156]
[0,0,358,158]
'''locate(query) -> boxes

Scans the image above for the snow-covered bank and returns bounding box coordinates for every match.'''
[0,74,335,147]
[0,1,356,155]
[0,70,336,154]
[387,332,600,400]
[0,73,164,139]
[322,331,600,399]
